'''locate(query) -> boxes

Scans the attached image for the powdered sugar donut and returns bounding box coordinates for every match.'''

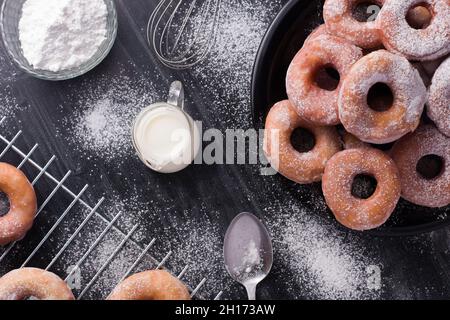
[107,270,191,300]
[339,50,426,144]
[391,125,450,208]
[286,35,363,125]
[264,100,341,184]
[0,268,74,300]
[322,148,401,231]
[323,0,385,48]
[0,162,37,246]
[304,24,330,45]
[378,0,450,61]
[428,57,450,137]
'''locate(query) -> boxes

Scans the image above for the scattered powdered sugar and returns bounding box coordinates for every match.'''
[165,209,237,299]
[266,201,380,300]
[0,55,21,118]
[188,0,283,128]
[61,66,161,162]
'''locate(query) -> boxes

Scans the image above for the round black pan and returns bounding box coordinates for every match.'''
[251,0,450,236]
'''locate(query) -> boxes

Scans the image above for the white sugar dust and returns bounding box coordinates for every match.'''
[19,0,108,72]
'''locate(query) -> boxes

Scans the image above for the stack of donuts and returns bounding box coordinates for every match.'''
[264,0,450,231]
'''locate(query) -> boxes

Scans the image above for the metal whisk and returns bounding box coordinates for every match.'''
[147,0,222,69]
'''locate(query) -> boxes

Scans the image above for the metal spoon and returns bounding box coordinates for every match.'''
[223,212,273,300]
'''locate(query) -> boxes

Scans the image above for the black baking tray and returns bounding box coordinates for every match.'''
[251,0,450,236]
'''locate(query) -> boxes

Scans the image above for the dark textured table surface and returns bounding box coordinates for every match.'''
[0,0,449,300]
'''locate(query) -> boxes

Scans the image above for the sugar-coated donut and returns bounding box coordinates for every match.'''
[264,100,342,184]
[304,24,330,45]
[391,125,450,208]
[378,0,450,61]
[339,50,426,144]
[323,0,385,48]
[0,268,74,300]
[428,57,450,137]
[107,270,191,300]
[286,34,363,125]
[0,163,37,246]
[322,148,401,231]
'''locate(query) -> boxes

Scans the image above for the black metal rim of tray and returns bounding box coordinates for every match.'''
[250,0,450,237]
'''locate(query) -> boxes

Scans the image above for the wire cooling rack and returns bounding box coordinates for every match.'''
[0,116,223,300]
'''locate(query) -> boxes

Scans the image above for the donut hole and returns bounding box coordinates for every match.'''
[352,2,382,22]
[0,191,10,217]
[406,4,433,30]
[290,127,316,153]
[351,174,378,199]
[314,64,340,91]
[367,83,394,112]
[416,154,444,180]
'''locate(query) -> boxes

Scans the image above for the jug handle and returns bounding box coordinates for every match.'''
[167,80,185,110]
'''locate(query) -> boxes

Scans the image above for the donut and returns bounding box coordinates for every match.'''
[391,125,450,208]
[428,56,450,137]
[378,0,450,61]
[0,268,74,300]
[264,100,341,184]
[339,50,426,144]
[322,148,401,231]
[323,0,385,48]
[0,163,37,246]
[107,270,191,300]
[304,24,330,45]
[286,34,363,125]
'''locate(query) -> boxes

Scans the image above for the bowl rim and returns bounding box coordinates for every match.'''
[0,0,118,81]
[250,0,450,237]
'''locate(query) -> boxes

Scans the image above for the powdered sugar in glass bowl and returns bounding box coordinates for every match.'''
[0,0,117,81]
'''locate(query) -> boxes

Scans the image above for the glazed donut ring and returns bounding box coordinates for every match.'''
[322,148,401,231]
[391,125,450,208]
[339,50,426,144]
[286,34,363,125]
[428,57,450,137]
[107,270,191,300]
[0,163,37,246]
[378,0,450,61]
[264,100,341,184]
[323,0,385,48]
[0,268,74,300]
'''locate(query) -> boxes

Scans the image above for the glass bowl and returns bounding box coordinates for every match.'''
[0,0,118,81]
